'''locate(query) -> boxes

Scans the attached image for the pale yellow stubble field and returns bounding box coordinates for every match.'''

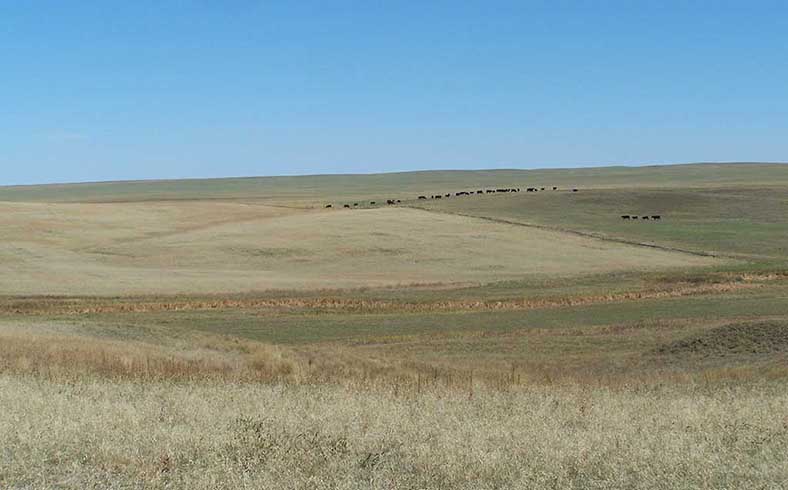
[0,200,715,296]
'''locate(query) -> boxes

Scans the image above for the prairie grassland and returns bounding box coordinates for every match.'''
[0,201,715,296]
[416,185,788,261]
[2,375,788,489]
[2,315,788,488]
[2,295,788,489]
[2,164,788,488]
[1,162,786,204]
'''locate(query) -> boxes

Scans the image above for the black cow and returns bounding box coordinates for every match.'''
[642,216,650,220]
[621,215,630,220]
[396,200,401,203]
[540,187,545,191]
[652,215,661,220]
[552,187,557,190]
[418,196,427,200]
[435,195,442,199]
[477,190,483,194]
[353,203,358,206]
[370,201,376,205]
[325,204,332,208]
[343,204,350,208]
[572,189,578,192]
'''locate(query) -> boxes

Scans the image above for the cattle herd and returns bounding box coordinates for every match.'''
[621,215,662,221]
[323,188,666,221]
[325,185,577,209]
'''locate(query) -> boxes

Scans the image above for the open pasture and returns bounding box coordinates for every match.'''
[0,199,714,296]
[416,184,788,261]
[1,163,788,488]
[1,162,786,205]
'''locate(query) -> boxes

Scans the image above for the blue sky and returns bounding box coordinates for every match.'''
[2,1,787,185]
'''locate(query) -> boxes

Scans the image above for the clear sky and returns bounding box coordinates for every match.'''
[2,1,787,185]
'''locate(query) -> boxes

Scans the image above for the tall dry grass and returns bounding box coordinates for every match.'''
[0,328,300,383]
[3,325,788,488]
[0,327,472,389]
[2,375,787,489]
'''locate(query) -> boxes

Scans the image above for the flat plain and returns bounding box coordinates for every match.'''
[1,162,787,489]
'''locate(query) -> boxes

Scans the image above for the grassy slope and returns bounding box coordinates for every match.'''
[2,163,788,488]
[415,185,788,262]
[1,162,787,204]
[0,200,716,297]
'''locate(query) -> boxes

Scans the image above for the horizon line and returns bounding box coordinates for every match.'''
[2,161,786,189]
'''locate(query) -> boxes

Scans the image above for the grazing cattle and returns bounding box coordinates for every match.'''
[641,216,650,220]
[370,201,376,205]
[353,203,358,206]
[487,190,495,194]
[325,204,332,208]
[418,196,427,200]
[540,187,545,191]
[477,190,483,194]
[621,215,630,220]
[343,204,350,208]
[572,189,578,192]
[552,186,557,190]
[652,215,661,220]
[396,200,401,203]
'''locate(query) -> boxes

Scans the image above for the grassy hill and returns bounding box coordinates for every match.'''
[2,162,788,488]
[1,162,786,204]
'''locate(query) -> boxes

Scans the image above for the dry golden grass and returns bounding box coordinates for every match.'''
[2,374,787,489]
[0,201,715,296]
[0,324,297,383]
[2,168,786,488]
[2,293,788,488]
[0,277,767,316]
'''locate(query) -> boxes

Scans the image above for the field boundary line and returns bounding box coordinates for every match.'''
[405,205,720,258]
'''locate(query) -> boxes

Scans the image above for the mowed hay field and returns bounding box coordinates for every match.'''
[2,163,788,488]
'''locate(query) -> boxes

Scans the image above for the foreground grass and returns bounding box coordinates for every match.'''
[2,376,787,489]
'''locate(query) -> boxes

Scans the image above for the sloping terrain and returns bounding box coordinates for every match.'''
[1,163,786,204]
[0,202,714,296]
[653,320,788,362]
